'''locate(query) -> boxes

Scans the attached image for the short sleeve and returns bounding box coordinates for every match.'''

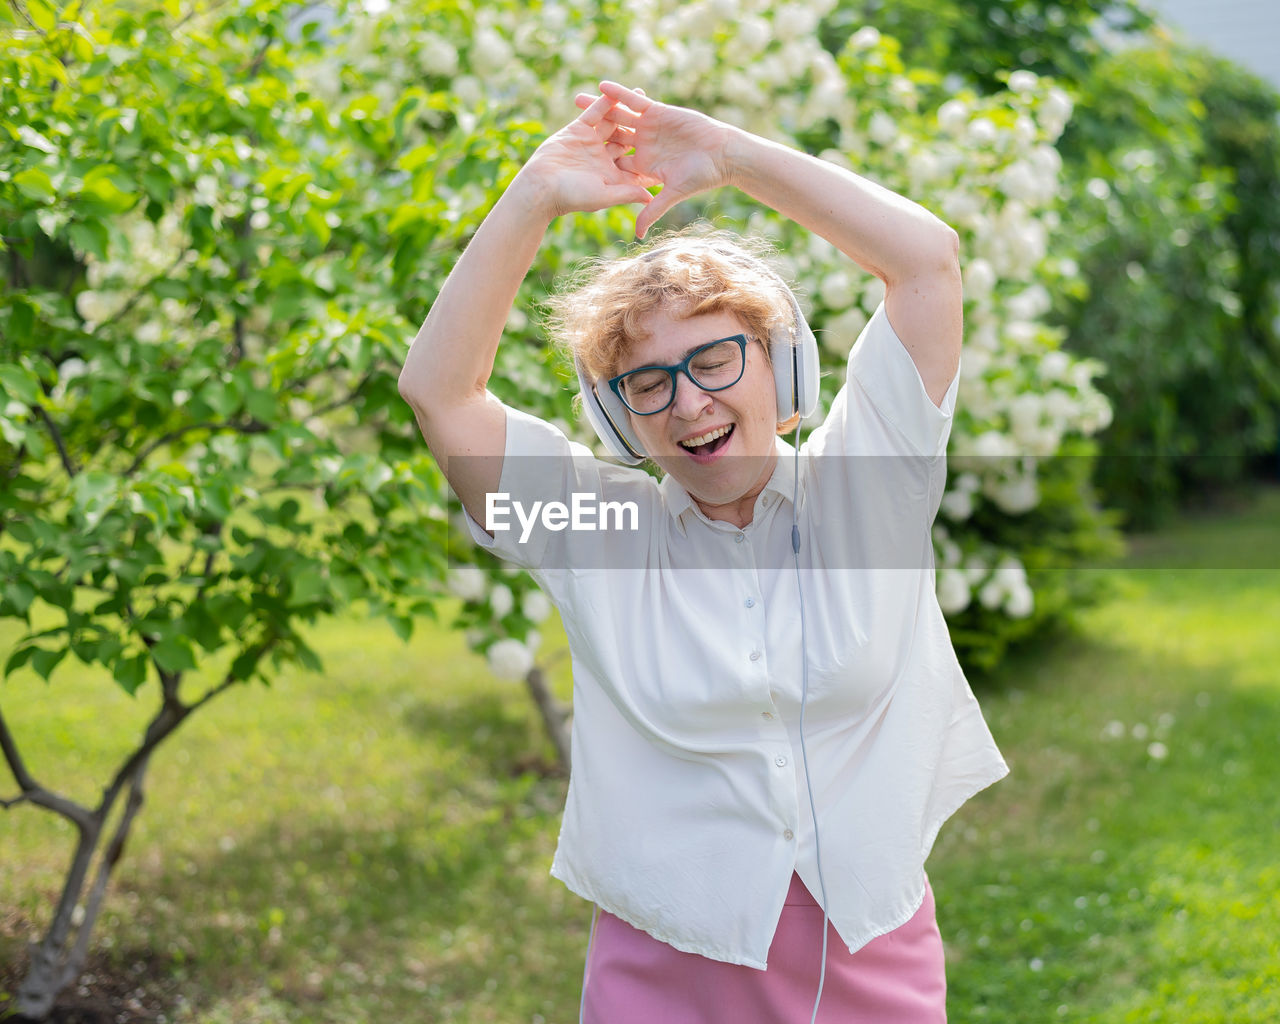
[845,302,959,458]
[461,402,659,572]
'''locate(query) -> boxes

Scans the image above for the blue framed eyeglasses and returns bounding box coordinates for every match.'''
[607,334,751,416]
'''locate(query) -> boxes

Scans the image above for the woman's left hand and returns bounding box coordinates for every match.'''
[573,81,734,239]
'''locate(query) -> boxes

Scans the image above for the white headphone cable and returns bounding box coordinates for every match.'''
[578,903,599,1024]
[793,423,830,1024]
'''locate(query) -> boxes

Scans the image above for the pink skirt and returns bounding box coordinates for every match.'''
[580,874,946,1023]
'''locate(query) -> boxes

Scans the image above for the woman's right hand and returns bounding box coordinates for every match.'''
[515,93,655,220]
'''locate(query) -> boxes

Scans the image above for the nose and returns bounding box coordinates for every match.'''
[669,368,714,419]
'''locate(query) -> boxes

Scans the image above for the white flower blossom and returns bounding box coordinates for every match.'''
[820,307,869,355]
[75,290,113,325]
[453,75,484,107]
[868,111,898,146]
[819,270,857,309]
[978,579,1004,609]
[448,566,487,602]
[851,26,881,49]
[486,638,534,680]
[963,553,990,585]
[1042,87,1073,134]
[937,569,971,614]
[940,487,974,522]
[967,118,998,146]
[521,589,552,623]
[773,4,820,40]
[421,33,459,77]
[937,99,969,134]
[991,474,1040,514]
[1007,70,1038,96]
[471,27,514,74]
[737,16,772,53]
[1004,581,1035,619]
[489,583,514,617]
[963,258,996,299]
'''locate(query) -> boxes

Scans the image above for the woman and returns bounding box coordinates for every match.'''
[399,81,1008,1023]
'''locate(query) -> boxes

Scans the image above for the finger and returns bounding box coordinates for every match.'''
[577,91,617,128]
[599,183,653,209]
[613,155,662,189]
[606,123,637,145]
[599,80,653,112]
[635,185,683,240]
[603,104,642,129]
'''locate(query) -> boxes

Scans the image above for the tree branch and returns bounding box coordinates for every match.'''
[94,636,273,818]
[97,252,189,333]
[7,0,46,37]
[63,754,149,988]
[123,416,268,476]
[0,705,95,828]
[524,666,571,773]
[312,371,375,417]
[35,404,78,478]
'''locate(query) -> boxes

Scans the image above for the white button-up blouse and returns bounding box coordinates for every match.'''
[465,302,1008,969]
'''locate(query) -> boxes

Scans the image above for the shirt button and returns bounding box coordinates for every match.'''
[774,756,788,768]
[734,532,745,543]
[745,597,755,608]
[783,829,795,841]
[749,650,762,662]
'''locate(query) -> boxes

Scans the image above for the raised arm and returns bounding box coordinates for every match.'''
[398,94,653,523]
[580,81,962,406]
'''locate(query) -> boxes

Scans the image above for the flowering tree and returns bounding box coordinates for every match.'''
[0,1,447,1014]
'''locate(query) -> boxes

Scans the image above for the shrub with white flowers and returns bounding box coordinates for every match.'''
[348,0,1120,688]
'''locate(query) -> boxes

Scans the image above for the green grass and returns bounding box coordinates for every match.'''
[2,486,1278,1023]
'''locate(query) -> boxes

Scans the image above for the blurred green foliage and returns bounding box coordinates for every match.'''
[830,0,1280,525]
[1058,42,1280,523]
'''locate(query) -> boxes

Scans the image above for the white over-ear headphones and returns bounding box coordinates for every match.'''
[574,265,820,465]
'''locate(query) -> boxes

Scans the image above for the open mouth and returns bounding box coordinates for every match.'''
[678,424,734,462]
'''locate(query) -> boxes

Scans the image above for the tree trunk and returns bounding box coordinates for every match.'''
[14,758,149,1020]
[524,666,571,771]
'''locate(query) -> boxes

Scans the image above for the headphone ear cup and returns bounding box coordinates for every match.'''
[575,358,646,464]
[770,286,821,420]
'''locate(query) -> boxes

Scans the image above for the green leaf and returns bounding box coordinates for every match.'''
[288,566,327,607]
[7,296,37,342]
[152,635,197,674]
[30,646,68,681]
[116,653,148,695]
[13,167,56,201]
[4,644,36,677]
[67,219,110,259]
[0,365,42,406]
[80,165,137,211]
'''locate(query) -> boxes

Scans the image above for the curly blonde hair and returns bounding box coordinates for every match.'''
[545,226,803,433]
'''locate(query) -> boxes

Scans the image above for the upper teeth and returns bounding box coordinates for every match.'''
[681,425,731,449]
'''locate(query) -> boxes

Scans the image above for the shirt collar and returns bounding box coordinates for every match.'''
[659,436,802,531]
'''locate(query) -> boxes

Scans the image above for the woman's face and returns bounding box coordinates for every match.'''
[619,306,779,519]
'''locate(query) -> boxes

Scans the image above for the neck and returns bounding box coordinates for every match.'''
[692,451,777,528]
